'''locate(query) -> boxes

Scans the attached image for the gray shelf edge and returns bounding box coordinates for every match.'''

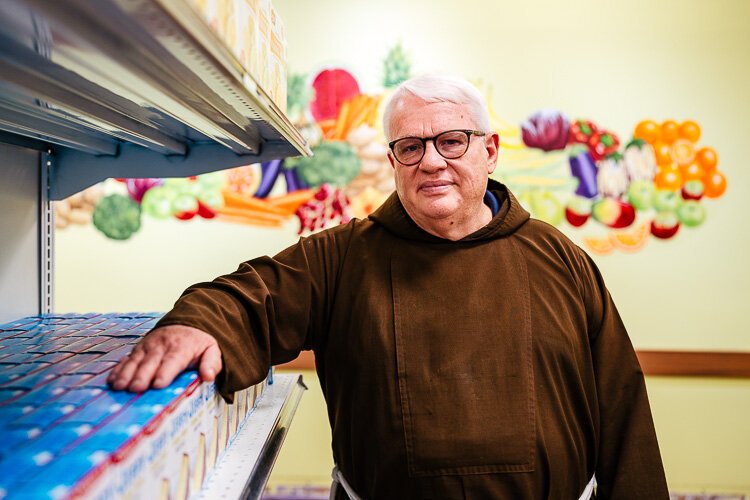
[198,373,308,500]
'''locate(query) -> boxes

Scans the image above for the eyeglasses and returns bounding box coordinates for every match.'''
[388,129,486,166]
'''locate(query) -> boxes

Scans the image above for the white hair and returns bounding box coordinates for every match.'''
[382,74,491,141]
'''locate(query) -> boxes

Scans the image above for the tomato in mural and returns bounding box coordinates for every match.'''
[58,44,728,256]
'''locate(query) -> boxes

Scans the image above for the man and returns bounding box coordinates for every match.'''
[108,75,669,499]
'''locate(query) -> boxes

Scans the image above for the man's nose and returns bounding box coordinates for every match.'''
[418,140,447,171]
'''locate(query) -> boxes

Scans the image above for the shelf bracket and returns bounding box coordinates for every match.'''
[49,140,299,200]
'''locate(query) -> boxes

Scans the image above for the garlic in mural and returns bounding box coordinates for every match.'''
[345,124,395,202]
[597,155,630,199]
[54,184,104,229]
[623,140,658,182]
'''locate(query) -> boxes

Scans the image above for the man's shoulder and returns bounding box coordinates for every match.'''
[513,217,590,264]
[519,217,578,244]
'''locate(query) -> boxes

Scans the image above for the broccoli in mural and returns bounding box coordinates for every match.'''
[60,44,727,256]
[92,194,142,241]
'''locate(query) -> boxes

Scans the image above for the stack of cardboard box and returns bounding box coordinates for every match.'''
[187,0,288,112]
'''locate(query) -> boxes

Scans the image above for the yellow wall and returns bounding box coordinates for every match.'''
[269,372,750,495]
[54,0,750,494]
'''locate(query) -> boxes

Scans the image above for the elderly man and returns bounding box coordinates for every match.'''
[108,75,669,499]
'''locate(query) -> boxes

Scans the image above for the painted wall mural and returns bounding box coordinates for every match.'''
[496,112,727,254]
[55,45,728,255]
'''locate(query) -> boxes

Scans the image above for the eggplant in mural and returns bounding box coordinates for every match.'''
[57,44,728,256]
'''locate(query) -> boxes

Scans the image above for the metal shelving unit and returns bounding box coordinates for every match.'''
[0,0,310,199]
[0,0,309,496]
[0,0,310,320]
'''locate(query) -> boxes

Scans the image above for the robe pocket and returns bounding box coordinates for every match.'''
[391,243,536,477]
[400,365,537,476]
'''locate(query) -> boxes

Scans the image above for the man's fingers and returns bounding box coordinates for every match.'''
[108,349,145,390]
[125,347,166,393]
[152,351,192,389]
[198,343,223,382]
[108,325,221,392]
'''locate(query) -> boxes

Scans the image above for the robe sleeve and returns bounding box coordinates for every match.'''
[153,223,354,402]
[577,249,670,499]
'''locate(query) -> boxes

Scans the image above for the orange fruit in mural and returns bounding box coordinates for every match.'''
[703,170,727,198]
[654,168,683,191]
[679,120,701,143]
[680,163,705,182]
[583,235,615,256]
[660,120,680,144]
[652,141,674,166]
[670,139,695,167]
[609,223,650,252]
[695,146,718,171]
[633,120,661,144]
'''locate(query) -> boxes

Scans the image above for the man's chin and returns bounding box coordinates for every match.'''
[419,199,460,220]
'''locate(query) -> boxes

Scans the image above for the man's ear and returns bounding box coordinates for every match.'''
[486,132,500,174]
[387,150,396,169]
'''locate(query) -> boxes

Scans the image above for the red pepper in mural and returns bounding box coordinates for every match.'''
[568,119,620,161]
[589,130,621,161]
[568,119,598,145]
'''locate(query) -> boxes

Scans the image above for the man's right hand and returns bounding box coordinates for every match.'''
[107,325,223,393]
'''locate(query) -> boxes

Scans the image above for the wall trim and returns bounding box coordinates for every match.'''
[636,350,750,377]
[277,350,750,378]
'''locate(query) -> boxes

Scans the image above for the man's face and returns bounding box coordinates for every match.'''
[387,96,499,227]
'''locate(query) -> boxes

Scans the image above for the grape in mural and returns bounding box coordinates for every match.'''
[56,44,728,255]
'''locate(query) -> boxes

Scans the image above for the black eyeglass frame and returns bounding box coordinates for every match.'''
[388,129,486,166]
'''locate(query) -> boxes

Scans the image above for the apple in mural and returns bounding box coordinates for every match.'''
[523,190,564,226]
[651,211,680,239]
[652,189,682,213]
[681,180,705,201]
[627,180,656,210]
[592,198,636,228]
[565,195,592,227]
[677,200,706,227]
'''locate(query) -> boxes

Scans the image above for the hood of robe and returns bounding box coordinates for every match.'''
[368,178,530,243]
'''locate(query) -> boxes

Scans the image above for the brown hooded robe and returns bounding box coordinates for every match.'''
[155,180,669,499]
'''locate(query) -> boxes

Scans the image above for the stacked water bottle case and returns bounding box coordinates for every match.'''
[0,0,309,496]
[0,313,270,499]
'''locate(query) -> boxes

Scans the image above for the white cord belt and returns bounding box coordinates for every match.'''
[579,473,598,500]
[330,465,362,500]
[330,465,596,499]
